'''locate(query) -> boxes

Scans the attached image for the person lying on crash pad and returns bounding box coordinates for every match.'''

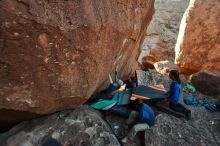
[165,70,191,120]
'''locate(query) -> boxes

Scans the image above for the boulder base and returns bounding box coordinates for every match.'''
[0,106,120,146]
[190,71,220,97]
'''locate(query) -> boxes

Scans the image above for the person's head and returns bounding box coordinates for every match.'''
[169,70,181,84]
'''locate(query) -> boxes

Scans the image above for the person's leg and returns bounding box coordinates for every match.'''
[126,111,139,125]
[127,123,149,140]
[169,103,191,119]
[177,103,191,119]
[115,70,119,82]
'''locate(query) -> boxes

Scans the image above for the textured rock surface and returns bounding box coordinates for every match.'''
[0,0,154,114]
[136,69,170,89]
[106,114,144,146]
[145,108,220,146]
[154,60,177,75]
[0,106,120,146]
[136,70,220,146]
[138,0,190,66]
[141,55,157,70]
[175,0,220,75]
[130,69,220,146]
[190,71,220,97]
[142,70,220,146]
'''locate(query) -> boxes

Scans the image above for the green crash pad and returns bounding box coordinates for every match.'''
[90,100,117,110]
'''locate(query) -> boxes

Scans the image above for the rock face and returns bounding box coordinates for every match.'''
[106,114,144,146]
[190,71,220,97]
[175,0,220,75]
[136,69,170,89]
[0,106,120,146]
[145,108,220,146]
[0,0,155,114]
[154,60,177,75]
[138,0,190,66]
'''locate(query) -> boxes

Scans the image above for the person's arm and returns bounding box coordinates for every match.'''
[167,83,175,100]
[115,66,119,82]
[109,74,113,84]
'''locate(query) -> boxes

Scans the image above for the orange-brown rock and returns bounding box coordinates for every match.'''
[138,0,190,69]
[142,55,157,69]
[175,0,220,75]
[0,0,154,114]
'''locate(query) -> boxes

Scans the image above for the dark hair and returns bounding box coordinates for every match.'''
[169,70,181,84]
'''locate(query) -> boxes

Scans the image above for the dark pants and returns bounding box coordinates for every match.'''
[169,103,191,118]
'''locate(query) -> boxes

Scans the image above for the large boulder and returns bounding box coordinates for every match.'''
[145,108,220,146]
[0,106,120,146]
[141,55,157,70]
[190,71,220,97]
[0,0,155,114]
[138,0,190,67]
[175,0,220,75]
[136,69,170,89]
[154,60,177,75]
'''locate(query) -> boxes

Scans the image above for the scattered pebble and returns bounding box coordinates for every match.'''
[14,32,19,36]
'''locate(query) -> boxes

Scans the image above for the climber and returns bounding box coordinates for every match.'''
[122,99,155,142]
[111,66,126,92]
[115,66,124,86]
[95,67,125,100]
[165,70,191,120]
